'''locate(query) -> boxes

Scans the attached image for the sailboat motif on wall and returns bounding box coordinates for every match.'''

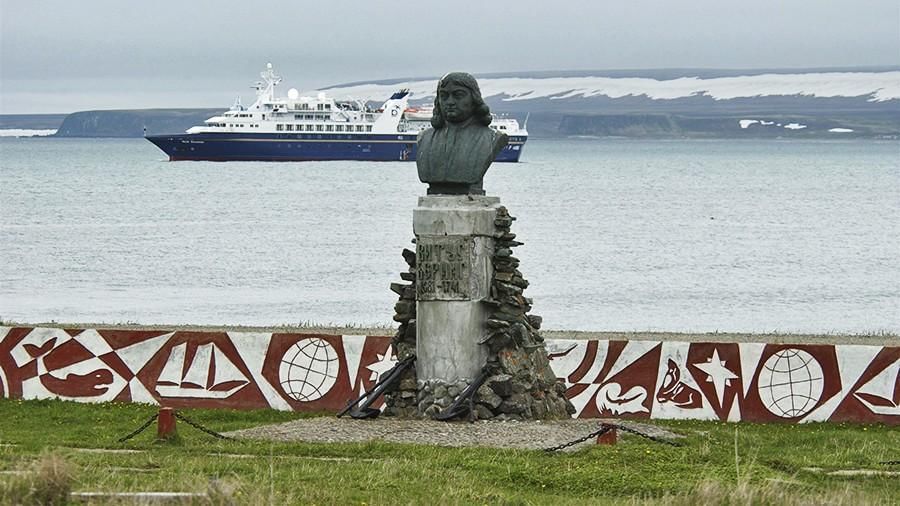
[155,342,249,398]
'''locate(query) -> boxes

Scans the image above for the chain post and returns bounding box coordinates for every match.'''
[543,422,681,453]
[596,425,617,445]
[157,407,177,440]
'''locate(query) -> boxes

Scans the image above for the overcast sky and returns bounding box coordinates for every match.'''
[1,0,898,114]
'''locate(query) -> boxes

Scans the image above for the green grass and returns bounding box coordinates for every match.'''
[1,398,897,504]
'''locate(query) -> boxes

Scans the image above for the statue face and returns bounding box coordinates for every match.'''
[439,83,475,123]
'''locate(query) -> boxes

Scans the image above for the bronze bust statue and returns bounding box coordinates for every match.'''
[416,72,509,195]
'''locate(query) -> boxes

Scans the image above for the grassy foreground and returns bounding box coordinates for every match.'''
[0,399,897,505]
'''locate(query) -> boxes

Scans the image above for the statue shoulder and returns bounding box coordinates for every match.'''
[417,128,435,144]
[490,129,509,157]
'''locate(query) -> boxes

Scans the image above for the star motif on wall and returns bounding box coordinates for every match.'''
[366,352,397,383]
[693,349,738,405]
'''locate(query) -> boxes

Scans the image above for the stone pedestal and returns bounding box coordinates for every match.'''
[384,200,575,421]
[413,195,499,414]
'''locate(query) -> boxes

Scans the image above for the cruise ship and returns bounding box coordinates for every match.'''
[146,64,527,162]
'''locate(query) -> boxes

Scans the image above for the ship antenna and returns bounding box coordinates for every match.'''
[259,62,282,102]
[523,112,530,130]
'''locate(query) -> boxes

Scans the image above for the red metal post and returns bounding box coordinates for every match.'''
[157,407,177,440]
[596,425,617,445]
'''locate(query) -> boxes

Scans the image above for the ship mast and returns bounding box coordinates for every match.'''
[251,62,282,108]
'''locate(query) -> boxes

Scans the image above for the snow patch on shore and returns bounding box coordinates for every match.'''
[0,129,57,137]
[829,128,854,133]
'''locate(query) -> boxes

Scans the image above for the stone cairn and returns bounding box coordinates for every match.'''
[382,248,419,418]
[384,206,575,420]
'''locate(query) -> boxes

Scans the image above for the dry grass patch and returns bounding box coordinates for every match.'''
[1,452,73,505]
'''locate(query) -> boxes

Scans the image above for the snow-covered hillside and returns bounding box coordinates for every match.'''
[320,71,900,104]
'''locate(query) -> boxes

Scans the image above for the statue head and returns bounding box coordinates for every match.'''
[431,72,492,129]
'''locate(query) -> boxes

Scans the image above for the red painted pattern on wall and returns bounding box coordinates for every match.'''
[0,327,896,424]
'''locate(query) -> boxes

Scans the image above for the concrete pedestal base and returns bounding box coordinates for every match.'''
[413,195,500,413]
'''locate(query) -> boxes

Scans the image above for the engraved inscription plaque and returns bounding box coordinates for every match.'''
[416,236,472,300]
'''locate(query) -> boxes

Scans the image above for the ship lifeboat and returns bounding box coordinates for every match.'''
[403,107,434,120]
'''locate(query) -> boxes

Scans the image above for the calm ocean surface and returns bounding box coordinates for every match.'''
[1,137,898,333]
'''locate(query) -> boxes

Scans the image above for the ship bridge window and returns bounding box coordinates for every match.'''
[356,125,365,132]
[316,125,324,131]
[276,124,284,131]
[366,125,372,132]
[336,125,344,132]
[286,124,294,131]
[326,125,334,132]
[324,104,331,110]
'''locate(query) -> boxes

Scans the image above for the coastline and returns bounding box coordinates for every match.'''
[3,320,897,346]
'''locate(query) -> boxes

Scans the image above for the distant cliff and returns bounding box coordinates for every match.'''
[46,108,900,139]
[547,112,899,138]
[332,67,900,139]
[55,109,220,137]
[35,67,900,139]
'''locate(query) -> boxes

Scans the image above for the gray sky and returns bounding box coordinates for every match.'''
[1,0,898,114]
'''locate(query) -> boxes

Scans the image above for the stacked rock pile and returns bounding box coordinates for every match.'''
[472,206,575,420]
[382,247,419,417]
[383,207,574,420]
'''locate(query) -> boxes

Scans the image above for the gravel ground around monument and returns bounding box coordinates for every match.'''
[225,417,682,451]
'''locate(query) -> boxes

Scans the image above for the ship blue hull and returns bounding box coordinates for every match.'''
[146,133,526,162]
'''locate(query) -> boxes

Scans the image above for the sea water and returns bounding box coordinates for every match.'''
[1,137,897,333]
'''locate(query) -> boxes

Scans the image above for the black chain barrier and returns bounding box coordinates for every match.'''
[614,423,682,447]
[543,423,682,453]
[543,425,613,453]
[174,412,232,440]
[117,414,159,443]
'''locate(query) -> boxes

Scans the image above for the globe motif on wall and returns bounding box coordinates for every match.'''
[279,338,340,402]
[757,348,824,418]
